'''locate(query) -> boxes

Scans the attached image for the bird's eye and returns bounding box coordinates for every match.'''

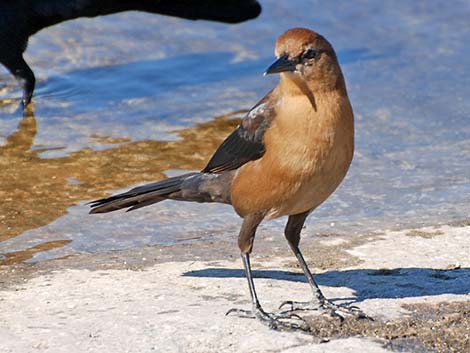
[303,48,318,60]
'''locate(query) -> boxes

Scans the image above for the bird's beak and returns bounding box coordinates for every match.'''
[264,55,296,76]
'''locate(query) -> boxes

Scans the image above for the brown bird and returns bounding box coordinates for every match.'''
[90,28,367,330]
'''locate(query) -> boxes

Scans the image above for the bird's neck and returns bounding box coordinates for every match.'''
[279,72,348,110]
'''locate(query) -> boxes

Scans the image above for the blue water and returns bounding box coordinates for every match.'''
[0,1,469,262]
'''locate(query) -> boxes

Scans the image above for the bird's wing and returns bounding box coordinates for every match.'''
[202,90,276,173]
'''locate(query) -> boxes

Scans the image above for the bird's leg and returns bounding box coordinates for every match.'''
[279,212,371,320]
[3,55,35,108]
[226,253,309,331]
[226,213,309,331]
[281,244,370,320]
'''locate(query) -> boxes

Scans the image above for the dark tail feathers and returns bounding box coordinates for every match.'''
[89,172,198,214]
[89,171,233,214]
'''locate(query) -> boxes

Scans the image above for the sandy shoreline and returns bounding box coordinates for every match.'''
[1,223,469,353]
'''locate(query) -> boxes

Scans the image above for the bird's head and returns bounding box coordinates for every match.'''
[265,28,343,91]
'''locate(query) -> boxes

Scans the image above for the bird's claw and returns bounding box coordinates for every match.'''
[225,308,255,318]
[279,299,372,321]
[226,306,310,332]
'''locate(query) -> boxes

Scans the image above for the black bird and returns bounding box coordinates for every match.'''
[0,0,261,107]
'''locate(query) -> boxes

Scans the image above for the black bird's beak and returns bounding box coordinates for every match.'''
[264,55,296,76]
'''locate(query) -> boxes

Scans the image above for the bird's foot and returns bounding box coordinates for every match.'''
[279,299,372,321]
[226,306,310,332]
[21,94,32,109]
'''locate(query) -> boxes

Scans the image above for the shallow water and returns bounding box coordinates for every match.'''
[1,1,469,263]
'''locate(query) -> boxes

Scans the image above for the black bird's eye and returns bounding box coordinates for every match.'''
[303,48,318,60]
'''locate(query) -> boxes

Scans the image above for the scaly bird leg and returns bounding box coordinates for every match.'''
[226,253,309,331]
[280,212,372,320]
[226,214,309,331]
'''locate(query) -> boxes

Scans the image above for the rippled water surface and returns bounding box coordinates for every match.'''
[1,1,469,263]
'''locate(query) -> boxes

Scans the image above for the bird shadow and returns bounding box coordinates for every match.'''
[183,267,470,302]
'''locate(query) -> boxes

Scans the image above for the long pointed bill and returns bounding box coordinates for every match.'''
[264,55,296,76]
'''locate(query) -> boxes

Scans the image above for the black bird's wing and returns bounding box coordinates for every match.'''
[202,90,276,173]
